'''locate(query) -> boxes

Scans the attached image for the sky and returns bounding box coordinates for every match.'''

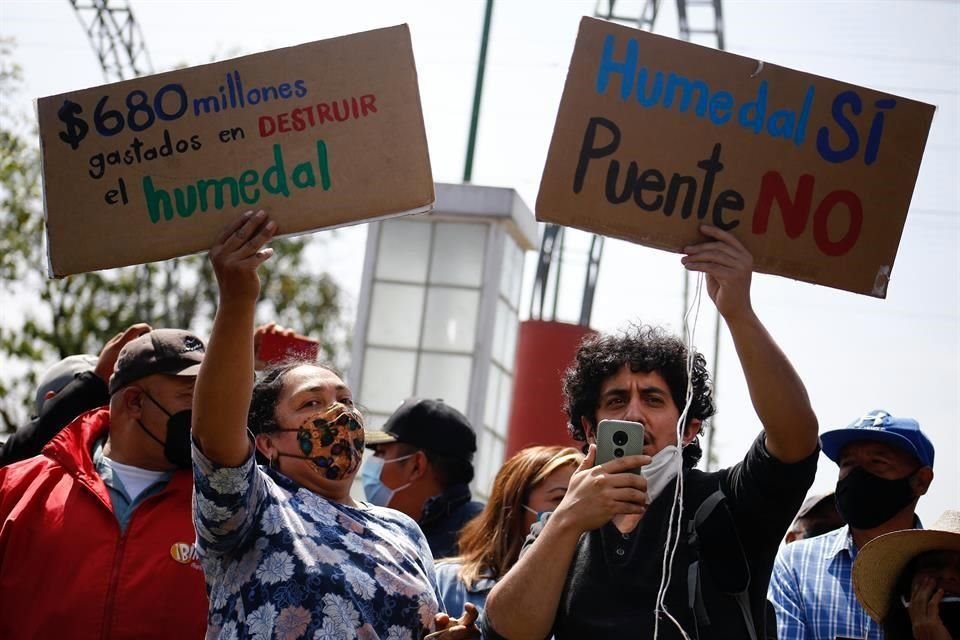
[1,0,957,523]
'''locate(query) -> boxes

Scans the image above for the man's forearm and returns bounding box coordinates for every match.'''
[0,372,108,466]
[483,511,583,639]
[726,310,818,462]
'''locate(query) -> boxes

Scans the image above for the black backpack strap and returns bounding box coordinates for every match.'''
[686,489,759,640]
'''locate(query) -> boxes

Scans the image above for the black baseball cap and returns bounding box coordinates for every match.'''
[108,329,205,394]
[366,398,477,459]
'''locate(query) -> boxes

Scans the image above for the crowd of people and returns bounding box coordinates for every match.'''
[0,209,955,639]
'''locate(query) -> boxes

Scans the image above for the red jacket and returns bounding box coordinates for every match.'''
[0,408,207,639]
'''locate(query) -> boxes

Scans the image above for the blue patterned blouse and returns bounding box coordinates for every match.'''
[192,440,442,640]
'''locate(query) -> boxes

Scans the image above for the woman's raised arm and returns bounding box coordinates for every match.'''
[192,209,276,466]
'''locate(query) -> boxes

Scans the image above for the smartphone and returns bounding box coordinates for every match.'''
[595,419,646,475]
[257,331,320,366]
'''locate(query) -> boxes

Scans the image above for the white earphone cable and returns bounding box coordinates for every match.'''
[652,272,704,640]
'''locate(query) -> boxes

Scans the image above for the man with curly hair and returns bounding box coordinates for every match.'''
[481,225,820,640]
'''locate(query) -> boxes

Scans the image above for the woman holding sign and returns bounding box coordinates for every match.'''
[191,210,476,639]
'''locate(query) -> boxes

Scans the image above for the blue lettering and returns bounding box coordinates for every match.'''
[865,98,896,166]
[766,109,796,139]
[636,68,664,107]
[664,73,709,117]
[596,34,638,100]
[794,85,815,146]
[737,81,767,134]
[817,90,861,164]
[708,91,733,125]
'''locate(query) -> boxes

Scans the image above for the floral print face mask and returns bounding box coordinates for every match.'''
[272,403,365,480]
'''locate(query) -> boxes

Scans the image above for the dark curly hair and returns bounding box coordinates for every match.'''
[562,324,715,468]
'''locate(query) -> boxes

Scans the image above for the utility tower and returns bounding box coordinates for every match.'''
[68,0,153,82]
[594,0,725,49]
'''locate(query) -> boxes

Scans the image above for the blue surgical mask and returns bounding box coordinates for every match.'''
[360,453,414,507]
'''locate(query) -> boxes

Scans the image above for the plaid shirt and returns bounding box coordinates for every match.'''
[768,526,882,640]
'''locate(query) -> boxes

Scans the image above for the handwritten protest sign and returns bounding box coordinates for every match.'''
[537,17,935,297]
[38,24,433,277]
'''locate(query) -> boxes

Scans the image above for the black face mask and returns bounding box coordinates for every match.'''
[138,392,193,469]
[835,466,916,529]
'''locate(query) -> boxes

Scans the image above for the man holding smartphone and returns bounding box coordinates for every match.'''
[480,225,820,640]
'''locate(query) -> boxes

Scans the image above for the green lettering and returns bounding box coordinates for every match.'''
[292,162,316,189]
[143,176,173,223]
[175,185,198,218]
[197,177,241,211]
[317,140,331,191]
[239,170,260,204]
[263,144,290,197]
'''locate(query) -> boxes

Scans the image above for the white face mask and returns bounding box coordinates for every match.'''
[644,445,681,504]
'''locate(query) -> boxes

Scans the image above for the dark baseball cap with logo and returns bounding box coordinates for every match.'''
[366,398,477,460]
[108,329,205,394]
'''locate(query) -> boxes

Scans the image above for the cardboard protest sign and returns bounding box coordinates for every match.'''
[37,24,433,277]
[537,17,935,297]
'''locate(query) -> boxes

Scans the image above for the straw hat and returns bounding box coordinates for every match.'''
[853,510,960,622]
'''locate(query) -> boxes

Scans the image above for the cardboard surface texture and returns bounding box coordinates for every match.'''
[38,24,434,277]
[537,17,935,297]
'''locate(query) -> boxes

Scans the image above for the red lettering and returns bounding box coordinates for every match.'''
[753,171,863,256]
[258,115,276,138]
[277,113,291,133]
[317,103,333,124]
[360,94,377,116]
[813,190,862,256]
[332,100,350,122]
[752,171,814,238]
[291,109,305,131]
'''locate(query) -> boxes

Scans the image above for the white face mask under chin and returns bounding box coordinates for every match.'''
[644,445,681,504]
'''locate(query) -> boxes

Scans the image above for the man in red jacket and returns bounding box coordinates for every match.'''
[0,329,209,640]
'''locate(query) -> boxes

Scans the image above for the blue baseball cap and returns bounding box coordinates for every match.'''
[820,409,934,468]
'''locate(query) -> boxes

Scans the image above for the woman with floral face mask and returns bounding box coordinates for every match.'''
[191,210,477,640]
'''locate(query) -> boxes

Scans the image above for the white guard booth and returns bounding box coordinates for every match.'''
[349,182,537,497]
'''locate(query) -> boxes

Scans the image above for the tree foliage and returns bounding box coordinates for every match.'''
[0,41,346,431]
